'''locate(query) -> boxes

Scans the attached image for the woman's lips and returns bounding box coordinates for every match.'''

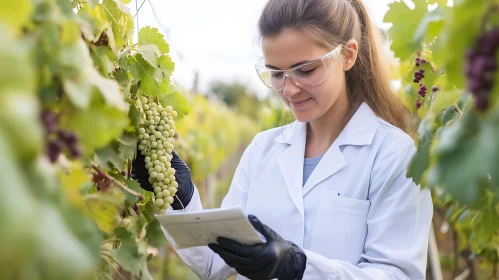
[290,98,312,107]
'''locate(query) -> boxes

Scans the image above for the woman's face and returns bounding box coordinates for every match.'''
[260,28,354,123]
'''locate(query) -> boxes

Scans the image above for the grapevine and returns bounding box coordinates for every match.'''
[464,27,499,111]
[385,0,499,277]
[136,95,179,214]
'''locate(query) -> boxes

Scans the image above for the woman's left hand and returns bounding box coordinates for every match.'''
[208,215,307,280]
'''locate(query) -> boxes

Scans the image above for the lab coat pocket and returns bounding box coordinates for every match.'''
[310,194,370,264]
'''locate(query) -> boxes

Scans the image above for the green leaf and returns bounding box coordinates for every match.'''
[65,103,129,155]
[475,195,499,243]
[439,0,488,88]
[413,6,444,44]
[159,54,175,80]
[138,27,170,55]
[90,46,115,75]
[430,112,499,205]
[111,227,141,276]
[124,179,142,205]
[146,219,165,248]
[408,133,432,186]
[95,145,125,171]
[87,67,127,111]
[130,54,162,96]
[141,201,155,223]
[428,89,462,118]
[117,132,138,161]
[441,106,457,125]
[62,78,94,109]
[158,91,190,121]
[137,44,160,66]
[128,101,142,128]
[100,0,134,51]
[384,0,428,60]
[0,0,32,34]
[84,191,124,235]
[0,26,35,94]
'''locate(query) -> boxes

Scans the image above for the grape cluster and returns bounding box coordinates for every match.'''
[413,56,428,110]
[464,28,499,111]
[412,55,439,110]
[136,96,178,214]
[40,110,82,163]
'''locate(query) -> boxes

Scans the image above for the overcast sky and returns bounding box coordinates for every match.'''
[128,0,395,97]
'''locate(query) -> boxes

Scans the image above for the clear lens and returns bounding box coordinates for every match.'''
[255,45,342,91]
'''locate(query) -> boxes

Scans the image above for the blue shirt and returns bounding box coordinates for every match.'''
[303,154,324,186]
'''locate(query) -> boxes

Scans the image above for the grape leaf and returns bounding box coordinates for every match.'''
[146,219,166,248]
[130,54,162,96]
[84,191,124,235]
[407,132,432,186]
[100,0,134,51]
[158,91,190,121]
[124,179,142,205]
[90,45,115,75]
[87,67,127,111]
[427,89,462,119]
[58,162,90,208]
[95,145,125,171]
[138,26,170,55]
[111,227,141,276]
[137,44,160,66]
[118,132,138,162]
[142,201,156,223]
[62,78,94,109]
[475,195,499,243]
[0,26,35,93]
[439,0,488,88]
[384,0,428,60]
[159,54,175,80]
[0,0,32,35]
[65,103,129,155]
[430,112,498,205]
[128,101,142,128]
[58,39,92,79]
[413,6,444,45]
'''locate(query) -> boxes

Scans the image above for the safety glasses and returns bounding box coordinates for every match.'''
[255,44,343,91]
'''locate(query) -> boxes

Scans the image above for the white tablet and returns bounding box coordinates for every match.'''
[155,207,265,249]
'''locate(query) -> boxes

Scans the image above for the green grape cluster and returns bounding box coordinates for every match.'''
[136,96,178,214]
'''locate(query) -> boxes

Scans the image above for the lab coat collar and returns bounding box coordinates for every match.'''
[275,102,379,220]
[274,102,378,147]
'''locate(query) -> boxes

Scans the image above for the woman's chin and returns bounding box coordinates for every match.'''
[292,111,317,123]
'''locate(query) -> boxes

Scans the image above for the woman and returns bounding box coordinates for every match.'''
[134,0,433,279]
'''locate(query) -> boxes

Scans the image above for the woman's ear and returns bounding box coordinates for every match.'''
[342,39,358,71]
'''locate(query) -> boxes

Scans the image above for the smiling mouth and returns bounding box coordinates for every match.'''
[290,98,312,106]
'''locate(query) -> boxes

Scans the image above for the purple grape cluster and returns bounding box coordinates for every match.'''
[40,109,83,163]
[464,28,499,111]
[413,69,425,84]
[412,55,440,110]
[413,56,428,109]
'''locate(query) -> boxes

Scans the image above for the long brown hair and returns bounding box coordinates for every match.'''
[258,0,409,132]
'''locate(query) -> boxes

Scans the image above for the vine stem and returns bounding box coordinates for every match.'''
[91,162,144,201]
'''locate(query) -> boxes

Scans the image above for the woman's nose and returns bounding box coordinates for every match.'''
[282,76,301,97]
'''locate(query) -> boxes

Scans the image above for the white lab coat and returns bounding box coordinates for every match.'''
[162,102,433,280]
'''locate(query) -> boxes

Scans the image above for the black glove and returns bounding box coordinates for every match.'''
[131,148,194,210]
[208,215,307,280]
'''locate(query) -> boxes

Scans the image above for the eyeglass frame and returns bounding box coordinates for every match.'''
[254,44,344,91]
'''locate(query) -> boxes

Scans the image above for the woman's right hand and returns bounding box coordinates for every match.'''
[131,147,195,210]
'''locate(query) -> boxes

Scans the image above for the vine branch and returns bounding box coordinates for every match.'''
[91,162,144,201]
